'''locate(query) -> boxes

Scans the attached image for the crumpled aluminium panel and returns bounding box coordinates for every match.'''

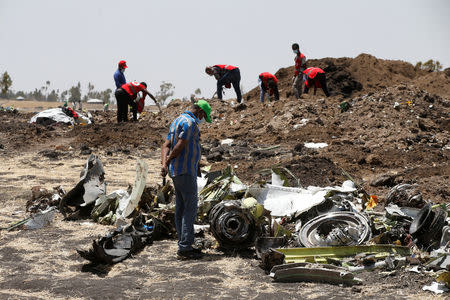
[249,180,357,217]
[60,154,106,210]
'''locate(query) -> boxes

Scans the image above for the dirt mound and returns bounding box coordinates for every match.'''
[246,53,449,99]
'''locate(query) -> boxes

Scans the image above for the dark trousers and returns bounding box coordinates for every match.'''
[115,88,131,123]
[130,101,137,121]
[304,73,330,97]
[260,84,279,103]
[217,68,242,103]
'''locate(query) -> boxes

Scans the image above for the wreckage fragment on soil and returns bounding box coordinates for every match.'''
[78,214,157,265]
[276,245,411,264]
[208,200,259,250]
[298,211,371,247]
[269,262,362,285]
[60,154,106,216]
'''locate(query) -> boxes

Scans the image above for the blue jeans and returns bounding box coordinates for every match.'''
[172,174,198,252]
[217,68,242,103]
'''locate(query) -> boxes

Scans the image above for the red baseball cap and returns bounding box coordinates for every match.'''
[118,60,128,68]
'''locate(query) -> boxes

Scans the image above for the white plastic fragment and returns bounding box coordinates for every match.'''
[293,119,309,129]
[220,138,234,146]
[422,282,449,294]
[407,266,421,273]
[304,142,328,149]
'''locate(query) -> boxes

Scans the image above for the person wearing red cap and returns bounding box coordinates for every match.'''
[114,60,127,89]
[114,81,159,122]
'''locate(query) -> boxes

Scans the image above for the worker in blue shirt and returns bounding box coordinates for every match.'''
[114,60,127,89]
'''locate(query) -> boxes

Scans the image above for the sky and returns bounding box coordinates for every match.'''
[0,0,449,100]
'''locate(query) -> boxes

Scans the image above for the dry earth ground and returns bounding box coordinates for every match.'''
[0,152,444,300]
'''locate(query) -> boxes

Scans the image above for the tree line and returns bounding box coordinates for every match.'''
[0,71,192,106]
[0,72,113,104]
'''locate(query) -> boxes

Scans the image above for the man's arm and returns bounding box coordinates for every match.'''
[166,138,188,163]
[144,88,162,112]
[114,72,121,89]
[161,139,171,176]
[161,138,188,175]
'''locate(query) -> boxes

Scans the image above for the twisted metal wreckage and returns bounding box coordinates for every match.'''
[4,156,450,291]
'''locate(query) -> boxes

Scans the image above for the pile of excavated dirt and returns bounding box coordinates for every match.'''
[0,54,448,204]
[245,53,450,99]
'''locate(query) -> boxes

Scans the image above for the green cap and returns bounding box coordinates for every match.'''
[195,100,212,123]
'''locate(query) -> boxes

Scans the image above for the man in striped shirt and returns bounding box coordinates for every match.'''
[161,100,212,259]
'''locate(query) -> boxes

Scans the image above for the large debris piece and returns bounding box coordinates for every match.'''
[26,186,65,213]
[298,211,371,247]
[78,214,157,265]
[29,107,92,125]
[249,180,357,218]
[270,262,362,285]
[24,206,57,230]
[198,166,246,220]
[385,184,426,208]
[209,200,259,250]
[115,159,148,221]
[60,154,106,215]
[277,245,411,264]
[410,204,447,250]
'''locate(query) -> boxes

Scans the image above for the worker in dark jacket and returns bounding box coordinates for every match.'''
[205,64,242,103]
[258,72,279,103]
[303,67,330,97]
[114,60,127,89]
[114,81,159,122]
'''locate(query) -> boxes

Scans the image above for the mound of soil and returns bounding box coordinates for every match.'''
[245,53,450,99]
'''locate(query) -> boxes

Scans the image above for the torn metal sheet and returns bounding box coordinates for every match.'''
[78,214,155,265]
[80,155,107,206]
[276,245,411,264]
[198,166,245,220]
[24,206,57,229]
[384,203,419,220]
[116,159,148,220]
[269,262,361,285]
[91,190,128,224]
[298,211,371,247]
[209,200,257,250]
[60,155,106,210]
[426,254,450,271]
[249,180,356,218]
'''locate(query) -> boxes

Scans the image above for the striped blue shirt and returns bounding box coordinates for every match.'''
[167,111,201,177]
